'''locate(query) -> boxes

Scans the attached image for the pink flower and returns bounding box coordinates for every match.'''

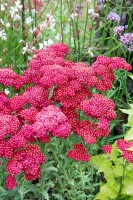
[80,94,116,120]
[6,175,17,190]
[67,144,90,162]
[20,106,38,124]
[33,105,71,138]
[102,145,112,154]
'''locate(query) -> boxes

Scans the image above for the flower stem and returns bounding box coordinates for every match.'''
[116,160,127,199]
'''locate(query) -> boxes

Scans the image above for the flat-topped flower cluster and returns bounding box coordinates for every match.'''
[0,43,132,190]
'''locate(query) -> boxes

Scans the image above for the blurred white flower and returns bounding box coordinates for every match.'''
[46,14,56,31]
[1,4,5,11]
[0,29,7,40]
[88,9,94,15]
[13,14,21,21]
[55,33,62,41]
[5,88,10,95]
[10,6,19,17]
[39,21,48,31]
[31,9,37,16]
[25,16,33,24]
[6,23,10,28]
[10,1,22,21]
[39,39,54,49]
[19,39,24,43]
[29,28,34,34]
[15,1,22,10]
[31,46,36,50]
[22,43,29,55]
[43,39,54,46]
[0,19,4,25]
[88,47,94,57]
[39,43,44,49]
[71,12,78,20]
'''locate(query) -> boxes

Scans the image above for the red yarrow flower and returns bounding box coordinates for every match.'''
[6,175,17,190]
[67,144,90,162]
[102,145,112,154]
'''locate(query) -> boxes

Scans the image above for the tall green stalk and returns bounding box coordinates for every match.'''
[82,2,88,57]
[100,0,109,54]
[60,0,64,43]
[116,161,127,200]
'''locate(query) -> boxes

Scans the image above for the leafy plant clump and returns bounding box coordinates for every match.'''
[92,104,133,200]
[0,43,132,196]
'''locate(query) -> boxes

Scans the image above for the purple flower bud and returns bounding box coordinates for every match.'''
[119,33,133,51]
[107,156,111,160]
[114,26,125,35]
[107,11,120,22]
[97,0,105,3]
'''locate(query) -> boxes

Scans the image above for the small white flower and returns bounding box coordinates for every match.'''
[46,14,56,30]
[22,43,29,55]
[6,22,10,28]
[39,39,54,49]
[39,21,48,31]
[19,39,24,43]
[15,0,22,10]
[13,14,21,21]
[31,46,36,50]
[0,19,4,25]
[25,16,33,24]
[88,9,94,15]
[10,6,18,17]
[1,4,5,11]
[29,27,34,34]
[55,33,62,41]
[71,12,78,20]
[0,29,7,40]
[43,39,54,46]
[5,88,10,95]
[88,47,94,57]
[31,9,37,16]
[39,43,44,49]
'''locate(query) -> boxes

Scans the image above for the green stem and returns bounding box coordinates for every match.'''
[28,0,34,39]
[116,160,127,199]
[60,0,64,43]
[34,0,37,28]
[100,1,109,54]
[82,2,88,56]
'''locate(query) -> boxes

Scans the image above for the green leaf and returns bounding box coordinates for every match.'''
[125,128,133,140]
[129,104,133,109]
[92,155,112,175]
[52,194,64,200]
[129,197,133,200]
[122,180,133,195]
[120,109,133,115]
[106,88,119,98]
[112,163,123,177]
[126,162,133,171]
[46,166,58,172]
[18,187,25,200]
[0,187,5,195]
[128,75,133,80]
[95,184,118,200]
[110,142,119,161]
[41,191,50,200]
[127,116,133,127]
